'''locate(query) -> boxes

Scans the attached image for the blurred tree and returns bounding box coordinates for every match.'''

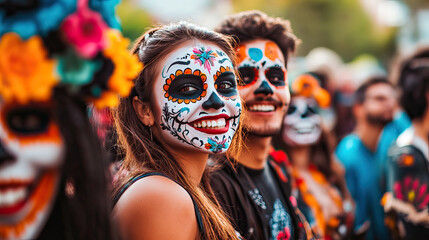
[117,0,153,43]
[232,0,397,63]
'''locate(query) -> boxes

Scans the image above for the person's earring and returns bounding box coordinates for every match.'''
[148,124,153,142]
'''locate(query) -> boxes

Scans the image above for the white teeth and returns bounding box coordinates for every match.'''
[191,118,227,129]
[249,104,275,112]
[0,187,27,207]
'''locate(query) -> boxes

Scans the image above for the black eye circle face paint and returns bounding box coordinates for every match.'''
[163,68,208,104]
[214,66,238,100]
[6,106,51,135]
[237,66,258,87]
[265,66,286,87]
[287,105,297,115]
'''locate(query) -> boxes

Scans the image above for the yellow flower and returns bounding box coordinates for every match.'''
[102,30,142,101]
[0,33,58,104]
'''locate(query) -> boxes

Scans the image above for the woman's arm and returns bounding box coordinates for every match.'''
[114,175,199,240]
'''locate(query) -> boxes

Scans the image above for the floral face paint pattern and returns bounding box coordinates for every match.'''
[155,42,241,154]
[191,46,218,74]
[0,100,64,239]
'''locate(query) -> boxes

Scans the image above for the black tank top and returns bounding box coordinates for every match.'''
[113,172,205,236]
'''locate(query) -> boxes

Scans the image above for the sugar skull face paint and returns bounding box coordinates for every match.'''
[282,96,322,146]
[154,42,241,154]
[0,100,64,239]
[236,39,289,136]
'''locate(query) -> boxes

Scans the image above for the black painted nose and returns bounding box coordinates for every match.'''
[202,92,225,110]
[254,81,273,96]
[0,140,14,165]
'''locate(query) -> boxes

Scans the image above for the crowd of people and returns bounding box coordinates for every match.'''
[0,1,428,239]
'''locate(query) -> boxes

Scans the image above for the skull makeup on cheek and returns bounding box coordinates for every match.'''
[0,100,64,239]
[154,42,241,154]
[282,96,322,146]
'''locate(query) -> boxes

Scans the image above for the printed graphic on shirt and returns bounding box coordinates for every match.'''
[248,188,267,210]
[270,199,293,240]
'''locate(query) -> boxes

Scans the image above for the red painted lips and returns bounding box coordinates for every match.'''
[189,114,230,134]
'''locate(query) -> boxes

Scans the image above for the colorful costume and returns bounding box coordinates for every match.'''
[0,0,141,239]
[382,128,429,239]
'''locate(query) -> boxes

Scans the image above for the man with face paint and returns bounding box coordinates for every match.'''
[335,76,411,240]
[210,11,313,240]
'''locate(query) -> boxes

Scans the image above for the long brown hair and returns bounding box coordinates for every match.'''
[113,22,241,240]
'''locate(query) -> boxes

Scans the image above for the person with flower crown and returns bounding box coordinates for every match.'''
[0,0,142,239]
[271,73,355,239]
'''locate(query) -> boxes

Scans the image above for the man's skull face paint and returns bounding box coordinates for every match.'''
[236,39,290,136]
[153,42,241,154]
[282,96,322,146]
[0,100,64,239]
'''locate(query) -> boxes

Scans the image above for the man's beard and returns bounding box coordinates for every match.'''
[245,124,281,137]
[366,113,393,126]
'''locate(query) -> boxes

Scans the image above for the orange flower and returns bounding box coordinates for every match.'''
[102,30,142,100]
[92,91,120,109]
[0,33,58,104]
[292,74,331,108]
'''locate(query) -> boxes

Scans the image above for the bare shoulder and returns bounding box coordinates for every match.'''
[114,175,198,240]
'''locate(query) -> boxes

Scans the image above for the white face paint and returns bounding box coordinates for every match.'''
[282,96,322,146]
[153,41,241,154]
[0,100,64,239]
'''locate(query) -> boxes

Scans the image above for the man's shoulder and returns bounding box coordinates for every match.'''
[210,160,245,193]
[335,134,363,162]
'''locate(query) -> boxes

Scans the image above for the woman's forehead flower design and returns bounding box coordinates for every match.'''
[191,47,218,73]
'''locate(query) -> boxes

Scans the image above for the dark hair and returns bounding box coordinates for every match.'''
[113,22,241,240]
[397,48,429,120]
[215,10,300,66]
[354,76,394,104]
[38,89,116,240]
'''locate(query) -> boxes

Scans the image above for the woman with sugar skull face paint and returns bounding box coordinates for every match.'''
[112,22,243,240]
[272,74,354,239]
[0,0,142,239]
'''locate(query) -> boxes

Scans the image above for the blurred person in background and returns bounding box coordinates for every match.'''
[0,0,140,239]
[382,47,429,240]
[209,10,314,240]
[112,22,242,240]
[272,74,354,240]
[336,76,410,240]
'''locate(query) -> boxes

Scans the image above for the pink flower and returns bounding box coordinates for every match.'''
[61,0,108,58]
[277,227,291,240]
[394,176,429,210]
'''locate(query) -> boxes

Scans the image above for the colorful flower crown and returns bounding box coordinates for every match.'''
[291,74,331,108]
[0,0,142,108]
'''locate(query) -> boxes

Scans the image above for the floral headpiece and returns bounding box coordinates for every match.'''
[0,0,142,108]
[291,74,331,108]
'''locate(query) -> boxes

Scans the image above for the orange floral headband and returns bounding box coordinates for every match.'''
[291,74,331,108]
[0,0,142,108]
